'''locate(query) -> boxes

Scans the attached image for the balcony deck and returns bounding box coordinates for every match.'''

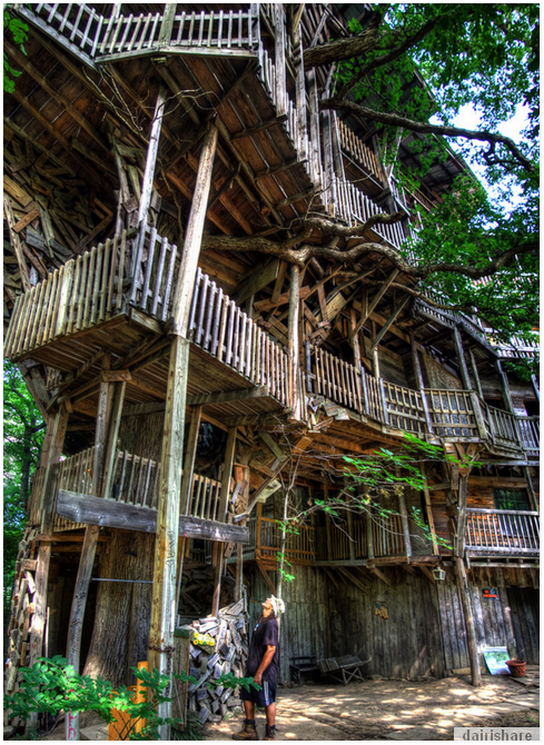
[245,511,539,569]
[29,445,248,542]
[4,223,539,455]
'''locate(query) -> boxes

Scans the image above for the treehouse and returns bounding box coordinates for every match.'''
[4,2,539,729]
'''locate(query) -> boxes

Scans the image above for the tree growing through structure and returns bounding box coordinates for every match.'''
[202,4,538,362]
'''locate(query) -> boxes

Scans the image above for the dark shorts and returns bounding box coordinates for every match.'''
[240,679,277,708]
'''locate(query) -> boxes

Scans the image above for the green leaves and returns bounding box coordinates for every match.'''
[4,7,29,93]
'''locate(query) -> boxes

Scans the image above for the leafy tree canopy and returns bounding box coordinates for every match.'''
[317,4,539,353]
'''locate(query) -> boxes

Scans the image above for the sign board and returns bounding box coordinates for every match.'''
[482,588,498,598]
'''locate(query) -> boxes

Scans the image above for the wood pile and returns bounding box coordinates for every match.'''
[4,526,40,707]
[186,598,249,724]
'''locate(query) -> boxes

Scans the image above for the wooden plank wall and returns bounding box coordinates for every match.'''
[334,569,445,679]
[507,587,539,664]
[437,576,539,671]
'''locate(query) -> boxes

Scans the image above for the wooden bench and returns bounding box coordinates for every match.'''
[290,656,321,685]
[318,655,370,685]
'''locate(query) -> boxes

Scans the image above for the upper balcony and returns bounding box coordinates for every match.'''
[245,509,539,569]
[4,223,539,460]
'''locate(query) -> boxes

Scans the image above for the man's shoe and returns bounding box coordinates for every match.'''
[263,725,277,740]
[233,719,259,740]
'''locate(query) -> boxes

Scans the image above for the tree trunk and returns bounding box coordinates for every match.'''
[82,529,155,687]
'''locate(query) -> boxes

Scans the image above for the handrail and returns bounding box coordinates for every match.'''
[306,344,538,455]
[465,508,539,555]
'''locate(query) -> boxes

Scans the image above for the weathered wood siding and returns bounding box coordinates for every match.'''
[507,587,539,664]
[333,569,445,679]
[437,577,539,671]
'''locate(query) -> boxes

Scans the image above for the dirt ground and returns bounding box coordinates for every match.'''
[16,668,539,741]
[204,670,539,741]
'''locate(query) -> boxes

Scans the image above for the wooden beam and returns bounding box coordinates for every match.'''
[257,561,277,596]
[138,87,167,225]
[369,295,410,352]
[455,557,482,687]
[287,264,301,418]
[370,566,392,586]
[57,491,250,543]
[231,115,288,140]
[180,406,202,514]
[355,269,400,334]
[186,386,268,406]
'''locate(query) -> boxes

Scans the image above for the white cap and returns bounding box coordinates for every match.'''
[269,595,285,616]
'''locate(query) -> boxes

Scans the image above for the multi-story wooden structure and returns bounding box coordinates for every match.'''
[4,2,539,729]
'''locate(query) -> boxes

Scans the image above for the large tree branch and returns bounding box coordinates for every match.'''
[302,9,386,70]
[321,98,535,173]
[203,229,536,279]
[335,16,440,99]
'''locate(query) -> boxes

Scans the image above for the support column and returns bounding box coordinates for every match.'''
[212,426,237,616]
[273,4,287,116]
[397,490,412,560]
[66,378,126,740]
[455,557,481,687]
[138,87,167,226]
[452,327,472,389]
[495,359,516,415]
[287,264,301,419]
[411,335,434,436]
[148,124,218,740]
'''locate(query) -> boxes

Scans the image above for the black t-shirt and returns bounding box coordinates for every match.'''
[246,616,279,685]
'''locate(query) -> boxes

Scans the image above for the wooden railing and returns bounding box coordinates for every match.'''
[249,514,410,563]
[19,4,259,64]
[188,267,289,405]
[4,232,131,360]
[465,509,539,556]
[256,517,317,564]
[338,119,384,184]
[516,416,539,457]
[424,389,479,439]
[306,345,538,456]
[27,446,231,528]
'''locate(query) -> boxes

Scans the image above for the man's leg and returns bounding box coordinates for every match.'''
[244,700,256,721]
[263,702,277,740]
[264,702,275,727]
[233,697,258,740]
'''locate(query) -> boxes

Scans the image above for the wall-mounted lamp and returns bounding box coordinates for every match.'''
[432,565,447,582]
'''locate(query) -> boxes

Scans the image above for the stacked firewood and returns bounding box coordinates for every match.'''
[187,598,249,724]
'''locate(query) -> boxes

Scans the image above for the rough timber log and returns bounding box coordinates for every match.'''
[149,123,219,740]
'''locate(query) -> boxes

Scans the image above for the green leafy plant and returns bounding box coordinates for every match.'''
[4,7,29,93]
[5,656,260,740]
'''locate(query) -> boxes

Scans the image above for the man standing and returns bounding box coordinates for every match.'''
[233,595,285,741]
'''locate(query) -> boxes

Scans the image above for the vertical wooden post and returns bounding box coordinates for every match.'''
[40,406,69,534]
[219,428,237,522]
[366,509,375,560]
[411,335,435,435]
[295,35,307,159]
[212,544,226,617]
[149,124,218,740]
[495,359,516,415]
[346,509,356,561]
[180,406,203,514]
[273,4,287,116]
[138,87,167,226]
[66,378,125,740]
[420,465,439,555]
[397,491,412,560]
[455,556,481,687]
[287,264,301,418]
[452,327,472,390]
[468,350,485,400]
